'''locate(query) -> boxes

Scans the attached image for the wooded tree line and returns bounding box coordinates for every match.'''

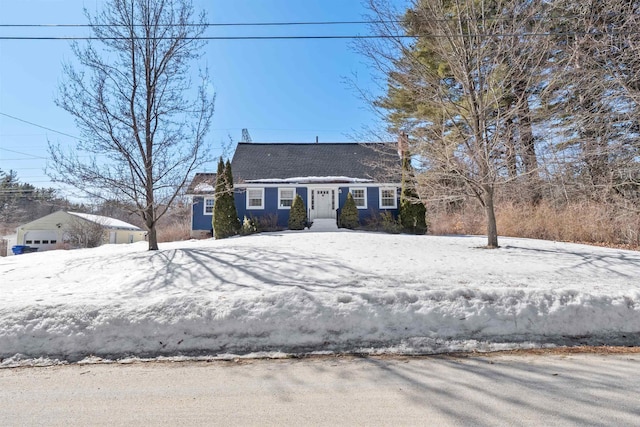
[363,0,640,247]
[0,169,77,231]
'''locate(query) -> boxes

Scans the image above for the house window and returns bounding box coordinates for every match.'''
[25,240,33,244]
[379,187,398,209]
[278,188,295,209]
[51,240,57,244]
[349,188,367,209]
[247,188,264,209]
[204,198,214,215]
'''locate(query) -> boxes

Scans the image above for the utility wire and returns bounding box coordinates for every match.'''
[0,12,631,28]
[1,31,637,40]
[0,34,396,40]
[1,20,399,28]
[0,112,83,141]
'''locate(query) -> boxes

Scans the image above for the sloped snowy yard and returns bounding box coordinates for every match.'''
[1,230,640,366]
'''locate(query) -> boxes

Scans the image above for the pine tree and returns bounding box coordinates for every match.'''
[288,194,307,230]
[399,152,427,234]
[213,158,239,239]
[224,159,241,234]
[339,192,360,229]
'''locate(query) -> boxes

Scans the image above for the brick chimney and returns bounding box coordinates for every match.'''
[397,132,409,158]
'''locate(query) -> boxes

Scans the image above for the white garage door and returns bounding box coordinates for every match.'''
[24,230,59,251]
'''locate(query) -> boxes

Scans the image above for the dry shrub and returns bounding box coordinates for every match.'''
[428,200,640,249]
[428,206,485,236]
[157,217,191,242]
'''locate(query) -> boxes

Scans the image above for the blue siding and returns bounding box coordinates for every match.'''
[235,187,307,229]
[338,186,400,223]
[192,196,213,232]
[192,186,398,233]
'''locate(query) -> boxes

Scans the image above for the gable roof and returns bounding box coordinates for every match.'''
[17,210,142,232]
[67,212,141,230]
[185,172,216,195]
[231,143,402,184]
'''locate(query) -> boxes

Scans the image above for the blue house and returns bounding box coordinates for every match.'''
[187,142,403,237]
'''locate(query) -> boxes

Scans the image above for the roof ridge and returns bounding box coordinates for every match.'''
[235,142,393,145]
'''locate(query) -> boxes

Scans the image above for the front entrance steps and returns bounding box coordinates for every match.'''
[309,218,339,232]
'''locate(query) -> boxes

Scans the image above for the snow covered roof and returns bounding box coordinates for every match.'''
[246,176,374,184]
[68,212,141,230]
[186,173,216,195]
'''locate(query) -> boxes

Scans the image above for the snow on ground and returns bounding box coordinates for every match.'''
[1,229,640,366]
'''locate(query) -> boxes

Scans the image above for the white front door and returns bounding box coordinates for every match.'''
[314,188,335,219]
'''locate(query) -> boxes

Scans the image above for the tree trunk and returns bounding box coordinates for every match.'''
[147,223,158,250]
[483,185,499,248]
[515,80,541,205]
[505,117,518,180]
[146,204,158,250]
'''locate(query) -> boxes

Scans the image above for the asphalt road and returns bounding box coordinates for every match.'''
[1,353,639,426]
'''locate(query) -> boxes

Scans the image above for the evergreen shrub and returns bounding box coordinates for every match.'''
[339,192,360,229]
[288,194,307,230]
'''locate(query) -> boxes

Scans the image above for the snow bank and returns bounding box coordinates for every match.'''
[1,233,639,364]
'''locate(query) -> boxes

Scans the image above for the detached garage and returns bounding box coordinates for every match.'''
[15,211,146,253]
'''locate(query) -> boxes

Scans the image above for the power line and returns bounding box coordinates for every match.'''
[2,30,639,41]
[0,34,401,40]
[0,112,83,141]
[1,20,399,28]
[0,12,632,28]
[0,147,48,160]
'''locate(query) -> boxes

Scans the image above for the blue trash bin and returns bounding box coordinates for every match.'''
[11,245,37,255]
[11,245,26,255]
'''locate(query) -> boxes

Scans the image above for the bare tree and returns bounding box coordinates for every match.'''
[49,0,215,250]
[66,216,107,249]
[364,0,548,247]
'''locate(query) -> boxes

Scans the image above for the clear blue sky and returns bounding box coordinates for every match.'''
[0,0,407,200]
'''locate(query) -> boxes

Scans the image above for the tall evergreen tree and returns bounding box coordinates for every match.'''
[399,151,427,234]
[224,159,240,234]
[213,158,239,239]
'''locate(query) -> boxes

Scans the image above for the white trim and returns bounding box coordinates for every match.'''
[238,182,399,189]
[379,187,398,209]
[349,187,368,209]
[307,186,339,220]
[246,188,265,210]
[203,197,214,216]
[277,187,295,210]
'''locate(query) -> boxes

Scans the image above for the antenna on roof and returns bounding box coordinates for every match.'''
[241,128,252,143]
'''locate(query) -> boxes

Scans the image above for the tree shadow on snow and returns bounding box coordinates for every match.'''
[501,243,640,279]
[123,245,374,298]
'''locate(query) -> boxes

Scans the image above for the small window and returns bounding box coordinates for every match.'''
[203,197,214,215]
[50,240,57,244]
[42,240,49,244]
[278,188,295,209]
[25,240,33,244]
[247,188,264,209]
[349,188,367,209]
[34,240,41,244]
[379,187,398,209]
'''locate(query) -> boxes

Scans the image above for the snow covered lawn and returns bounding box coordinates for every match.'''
[1,230,639,366]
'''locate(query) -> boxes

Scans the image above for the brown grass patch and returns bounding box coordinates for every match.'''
[428,200,640,250]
